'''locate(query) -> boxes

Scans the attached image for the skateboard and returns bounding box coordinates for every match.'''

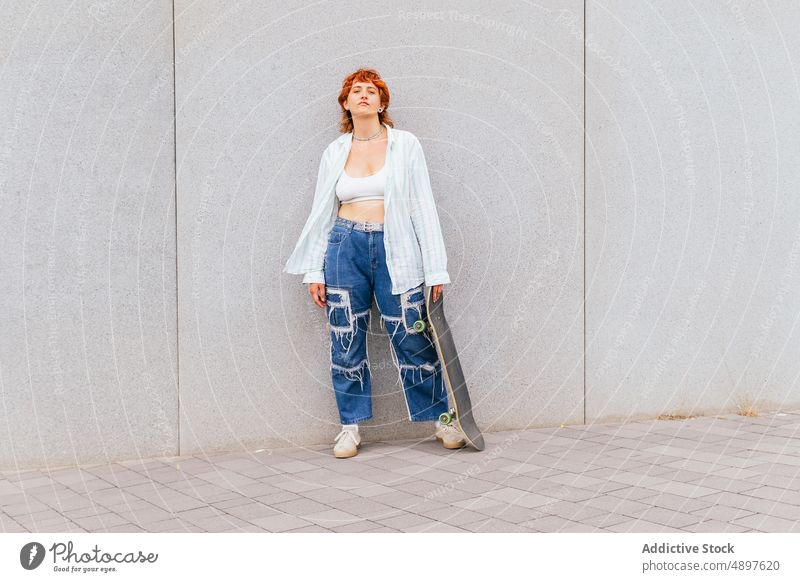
[413,286,485,451]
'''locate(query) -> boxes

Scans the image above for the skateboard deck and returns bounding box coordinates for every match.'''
[414,286,485,451]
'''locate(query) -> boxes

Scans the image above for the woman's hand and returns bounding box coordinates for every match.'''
[309,283,326,308]
[431,284,443,303]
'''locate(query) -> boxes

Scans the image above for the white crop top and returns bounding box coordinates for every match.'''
[335,165,386,204]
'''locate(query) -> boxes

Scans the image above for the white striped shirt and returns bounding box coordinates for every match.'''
[283,123,451,295]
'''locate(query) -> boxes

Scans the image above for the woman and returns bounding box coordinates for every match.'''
[283,68,466,458]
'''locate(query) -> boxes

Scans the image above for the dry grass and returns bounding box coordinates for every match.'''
[655,396,761,420]
[735,396,760,417]
[656,413,697,421]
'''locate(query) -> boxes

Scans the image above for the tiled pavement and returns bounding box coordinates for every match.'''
[1,412,799,533]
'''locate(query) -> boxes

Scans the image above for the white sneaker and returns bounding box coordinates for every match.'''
[435,421,467,449]
[333,427,361,458]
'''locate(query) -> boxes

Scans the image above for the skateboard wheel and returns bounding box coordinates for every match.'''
[439,412,452,425]
[413,319,426,333]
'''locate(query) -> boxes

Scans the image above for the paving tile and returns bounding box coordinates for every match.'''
[391,479,442,496]
[64,479,117,494]
[743,485,800,505]
[731,514,800,533]
[583,495,652,516]
[639,480,718,498]
[557,523,607,532]
[635,492,713,514]
[292,489,358,508]
[480,486,531,504]
[460,518,535,532]
[625,506,703,529]
[300,509,365,527]
[698,493,800,520]
[3,501,54,516]
[271,460,319,474]
[104,523,146,532]
[606,471,671,488]
[285,524,332,532]
[367,490,433,511]
[762,474,800,490]
[146,518,205,533]
[376,512,432,530]
[747,461,800,477]
[684,519,750,533]
[481,504,552,524]
[212,495,261,510]
[325,497,403,520]
[71,513,132,532]
[261,475,326,494]
[249,513,313,532]
[451,476,515,495]
[135,492,208,513]
[470,469,524,484]
[329,520,383,532]
[607,486,661,501]
[119,507,175,525]
[269,498,331,516]
[175,506,225,521]
[192,470,261,488]
[451,495,510,512]
[543,472,611,490]
[61,505,107,520]
[346,483,398,498]
[0,480,23,496]
[538,500,608,522]
[253,490,304,506]
[36,522,86,533]
[685,475,761,493]
[519,514,582,532]
[688,504,755,523]
[224,502,281,522]
[604,519,684,533]
[415,505,492,527]
[404,522,468,532]
[189,515,253,532]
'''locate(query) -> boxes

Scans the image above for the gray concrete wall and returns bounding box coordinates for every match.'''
[0,1,177,470]
[586,1,800,423]
[2,1,798,469]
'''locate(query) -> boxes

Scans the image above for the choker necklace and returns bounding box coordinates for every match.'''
[353,126,385,141]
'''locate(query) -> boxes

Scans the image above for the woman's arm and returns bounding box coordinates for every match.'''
[283,144,334,284]
[408,137,451,287]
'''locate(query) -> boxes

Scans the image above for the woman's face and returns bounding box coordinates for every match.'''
[346,81,381,118]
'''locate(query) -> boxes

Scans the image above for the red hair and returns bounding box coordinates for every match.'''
[337,68,395,133]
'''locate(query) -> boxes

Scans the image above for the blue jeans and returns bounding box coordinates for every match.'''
[323,216,448,424]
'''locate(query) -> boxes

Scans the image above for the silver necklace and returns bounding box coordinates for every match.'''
[352,126,385,141]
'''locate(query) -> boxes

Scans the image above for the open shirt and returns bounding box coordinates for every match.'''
[283,123,451,295]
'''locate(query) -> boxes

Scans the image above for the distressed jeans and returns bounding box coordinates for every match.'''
[323,216,448,424]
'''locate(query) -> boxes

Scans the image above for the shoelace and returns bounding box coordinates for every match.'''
[334,429,358,444]
[438,423,464,436]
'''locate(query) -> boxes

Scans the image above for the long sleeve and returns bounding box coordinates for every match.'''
[283,144,336,283]
[302,270,325,284]
[408,137,451,286]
